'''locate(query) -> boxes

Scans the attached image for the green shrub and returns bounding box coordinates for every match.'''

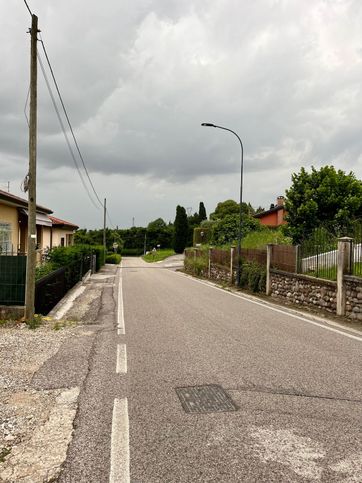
[106,253,122,264]
[239,261,266,293]
[35,262,55,281]
[47,244,105,272]
[184,250,208,276]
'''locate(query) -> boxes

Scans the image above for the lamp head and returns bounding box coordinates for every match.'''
[201,122,215,127]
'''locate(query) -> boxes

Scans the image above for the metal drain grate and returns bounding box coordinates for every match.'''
[175,384,237,414]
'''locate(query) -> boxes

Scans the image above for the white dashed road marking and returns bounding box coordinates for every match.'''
[109,398,130,483]
[116,344,127,374]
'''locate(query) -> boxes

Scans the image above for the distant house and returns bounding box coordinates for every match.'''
[48,216,79,248]
[0,189,78,255]
[254,196,287,227]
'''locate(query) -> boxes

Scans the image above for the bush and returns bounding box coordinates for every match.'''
[47,244,105,272]
[239,261,266,293]
[184,249,208,276]
[106,253,122,264]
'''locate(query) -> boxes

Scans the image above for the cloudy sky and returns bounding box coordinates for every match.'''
[1,0,361,228]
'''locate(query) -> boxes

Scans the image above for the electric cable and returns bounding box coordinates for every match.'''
[38,52,100,209]
[23,0,32,16]
[38,35,104,209]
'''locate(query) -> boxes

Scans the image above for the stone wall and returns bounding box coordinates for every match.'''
[345,276,362,321]
[270,270,337,313]
[184,263,231,284]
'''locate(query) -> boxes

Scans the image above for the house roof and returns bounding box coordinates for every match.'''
[0,189,52,214]
[254,204,285,219]
[48,215,79,230]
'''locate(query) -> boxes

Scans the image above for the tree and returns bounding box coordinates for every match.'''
[198,202,207,222]
[210,199,254,220]
[210,200,239,220]
[211,213,261,246]
[285,166,362,242]
[173,205,189,253]
[146,218,173,249]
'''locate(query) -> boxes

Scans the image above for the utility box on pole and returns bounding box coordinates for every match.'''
[24,14,38,321]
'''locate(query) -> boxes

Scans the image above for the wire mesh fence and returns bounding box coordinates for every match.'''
[0,254,27,305]
[351,221,362,277]
[35,255,91,314]
[298,228,338,280]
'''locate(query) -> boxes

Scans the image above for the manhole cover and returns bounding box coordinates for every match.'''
[175,384,237,413]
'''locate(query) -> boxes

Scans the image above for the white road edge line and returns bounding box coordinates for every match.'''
[116,344,127,374]
[117,261,125,335]
[171,271,362,342]
[110,398,130,483]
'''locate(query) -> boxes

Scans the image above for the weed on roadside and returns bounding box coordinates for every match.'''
[25,314,43,330]
[0,447,11,463]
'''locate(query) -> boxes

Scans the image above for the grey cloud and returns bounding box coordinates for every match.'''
[1,0,361,227]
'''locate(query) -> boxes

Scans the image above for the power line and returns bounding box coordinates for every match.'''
[23,0,32,16]
[22,2,117,224]
[37,52,100,209]
[38,35,104,209]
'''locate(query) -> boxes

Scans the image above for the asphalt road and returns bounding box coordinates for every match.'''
[53,256,361,482]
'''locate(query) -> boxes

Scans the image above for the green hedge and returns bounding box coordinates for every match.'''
[106,253,122,264]
[46,244,105,272]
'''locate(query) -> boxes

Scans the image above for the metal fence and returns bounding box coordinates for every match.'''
[35,255,91,315]
[0,255,27,305]
[0,254,91,313]
[298,229,338,280]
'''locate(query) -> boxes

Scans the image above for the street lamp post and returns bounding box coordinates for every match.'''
[201,122,244,286]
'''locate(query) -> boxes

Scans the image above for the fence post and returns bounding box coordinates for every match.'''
[208,247,212,278]
[230,246,235,284]
[336,237,353,316]
[266,244,273,295]
[295,245,300,273]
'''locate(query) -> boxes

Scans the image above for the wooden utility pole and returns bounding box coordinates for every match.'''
[103,198,107,259]
[24,14,38,321]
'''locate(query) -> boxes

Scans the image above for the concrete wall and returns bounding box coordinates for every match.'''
[0,202,19,251]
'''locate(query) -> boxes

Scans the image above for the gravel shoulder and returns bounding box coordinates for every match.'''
[0,264,117,482]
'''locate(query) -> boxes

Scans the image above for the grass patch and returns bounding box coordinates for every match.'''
[25,314,43,330]
[241,229,292,249]
[306,262,362,281]
[143,249,175,263]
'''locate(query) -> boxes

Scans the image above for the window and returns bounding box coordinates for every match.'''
[0,222,12,254]
[61,237,65,247]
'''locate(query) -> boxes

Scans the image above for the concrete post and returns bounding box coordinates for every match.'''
[266,244,273,295]
[336,237,353,316]
[193,248,196,275]
[295,245,300,273]
[230,246,235,284]
[208,247,213,279]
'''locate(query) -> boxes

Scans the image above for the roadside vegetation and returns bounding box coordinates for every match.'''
[143,249,175,263]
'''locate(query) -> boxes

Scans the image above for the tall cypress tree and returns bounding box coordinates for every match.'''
[173,205,189,253]
[198,202,207,222]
